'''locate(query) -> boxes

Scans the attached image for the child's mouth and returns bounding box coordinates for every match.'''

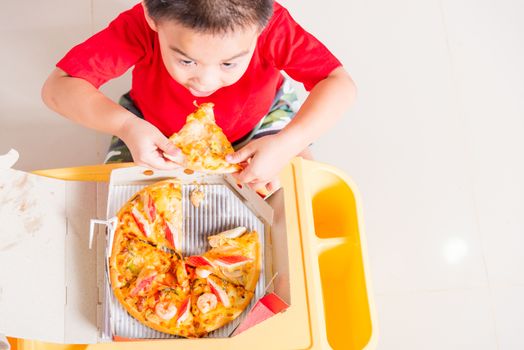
[188,87,217,97]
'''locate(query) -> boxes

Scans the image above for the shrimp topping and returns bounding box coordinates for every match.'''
[197,293,218,314]
[155,301,177,321]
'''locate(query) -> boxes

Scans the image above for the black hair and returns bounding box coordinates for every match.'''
[144,0,274,34]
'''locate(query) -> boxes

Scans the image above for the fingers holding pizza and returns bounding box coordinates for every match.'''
[226,134,291,196]
[117,116,185,170]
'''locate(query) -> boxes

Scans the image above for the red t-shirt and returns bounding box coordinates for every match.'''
[57,2,342,142]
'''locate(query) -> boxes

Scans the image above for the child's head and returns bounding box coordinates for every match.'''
[143,0,274,97]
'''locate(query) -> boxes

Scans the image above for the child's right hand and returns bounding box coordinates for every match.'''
[117,116,184,170]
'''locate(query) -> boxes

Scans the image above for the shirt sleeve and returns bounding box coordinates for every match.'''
[261,4,343,91]
[56,4,150,88]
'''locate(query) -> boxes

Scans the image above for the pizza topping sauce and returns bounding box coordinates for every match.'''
[176,260,188,281]
[159,272,176,288]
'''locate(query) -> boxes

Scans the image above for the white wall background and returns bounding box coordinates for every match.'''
[1,1,524,349]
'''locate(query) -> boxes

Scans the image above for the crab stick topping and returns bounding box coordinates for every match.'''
[214,255,251,269]
[207,278,231,308]
[164,218,180,250]
[176,297,191,324]
[186,256,213,267]
[130,270,157,296]
[142,193,156,222]
[131,206,151,237]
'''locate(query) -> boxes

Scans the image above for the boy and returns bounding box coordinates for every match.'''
[42,0,355,193]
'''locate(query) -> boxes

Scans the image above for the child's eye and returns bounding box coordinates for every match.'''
[221,62,237,69]
[179,59,195,66]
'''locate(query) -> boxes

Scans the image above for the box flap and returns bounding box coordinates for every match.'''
[265,189,291,304]
[0,149,19,170]
[0,167,99,343]
[0,168,67,341]
[232,293,289,336]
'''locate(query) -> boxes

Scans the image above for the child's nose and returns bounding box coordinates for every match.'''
[194,68,221,90]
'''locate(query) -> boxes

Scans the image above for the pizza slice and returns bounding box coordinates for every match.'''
[124,265,197,337]
[144,285,196,337]
[185,227,261,292]
[111,237,198,337]
[190,273,254,337]
[109,231,175,289]
[116,179,183,252]
[164,102,241,174]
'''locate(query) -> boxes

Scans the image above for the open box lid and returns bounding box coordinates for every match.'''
[0,150,99,343]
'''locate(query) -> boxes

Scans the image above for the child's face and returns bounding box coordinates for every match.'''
[146,16,259,97]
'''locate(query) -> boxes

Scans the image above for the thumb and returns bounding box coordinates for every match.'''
[156,137,185,163]
[226,144,256,164]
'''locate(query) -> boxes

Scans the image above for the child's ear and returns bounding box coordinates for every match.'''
[142,1,158,32]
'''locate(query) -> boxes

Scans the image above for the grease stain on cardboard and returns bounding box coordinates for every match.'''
[0,171,44,249]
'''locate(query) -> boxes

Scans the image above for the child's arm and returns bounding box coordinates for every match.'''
[227,66,356,188]
[42,68,184,169]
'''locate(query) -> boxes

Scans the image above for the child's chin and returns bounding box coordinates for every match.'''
[188,87,217,97]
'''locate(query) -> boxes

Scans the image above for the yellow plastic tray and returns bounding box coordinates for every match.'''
[292,159,378,349]
[8,158,377,350]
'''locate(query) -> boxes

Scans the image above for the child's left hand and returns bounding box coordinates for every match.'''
[226,134,299,193]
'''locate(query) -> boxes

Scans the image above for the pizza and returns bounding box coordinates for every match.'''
[109,180,260,338]
[164,102,241,174]
[115,179,183,252]
[190,274,254,337]
[110,233,197,337]
[185,227,261,292]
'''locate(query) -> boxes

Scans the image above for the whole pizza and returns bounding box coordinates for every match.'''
[109,179,261,338]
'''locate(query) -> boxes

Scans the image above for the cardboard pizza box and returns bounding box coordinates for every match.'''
[0,149,301,347]
[0,149,378,349]
[97,164,278,340]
